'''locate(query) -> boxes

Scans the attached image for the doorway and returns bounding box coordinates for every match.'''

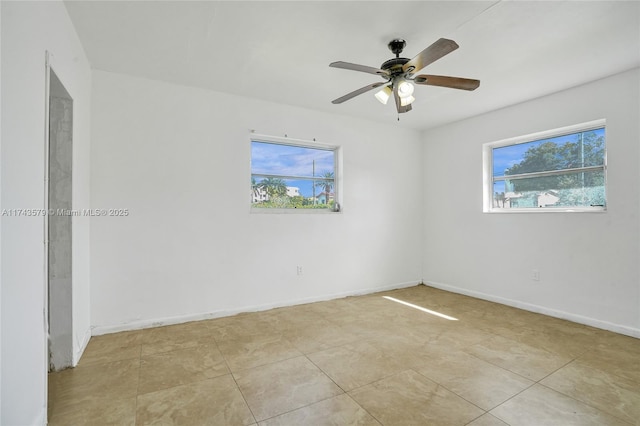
[47,68,73,371]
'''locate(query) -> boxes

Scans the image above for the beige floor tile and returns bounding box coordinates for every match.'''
[463,302,546,329]
[595,331,640,356]
[540,360,640,424]
[266,311,325,335]
[328,318,395,341]
[349,369,484,425]
[400,288,494,314]
[579,340,640,384]
[307,341,406,391]
[358,333,437,368]
[412,348,534,410]
[466,334,572,381]
[595,350,640,382]
[348,294,406,311]
[421,324,496,351]
[138,343,230,394]
[210,311,280,342]
[234,356,343,421]
[386,315,444,331]
[281,331,336,354]
[269,313,332,332]
[528,315,603,340]
[136,374,255,425]
[466,413,509,426]
[282,321,362,354]
[49,285,640,426]
[140,321,217,356]
[48,358,139,415]
[79,330,142,366]
[266,303,326,324]
[366,295,459,327]
[217,334,302,372]
[48,396,136,426]
[492,325,592,359]
[258,394,380,426]
[302,298,365,318]
[490,383,630,425]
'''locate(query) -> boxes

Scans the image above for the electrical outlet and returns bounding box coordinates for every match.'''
[296,266,303,275]
[531,269,540,281]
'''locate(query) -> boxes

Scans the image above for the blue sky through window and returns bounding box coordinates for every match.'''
[492,128,605,195]
[251,141,335,198]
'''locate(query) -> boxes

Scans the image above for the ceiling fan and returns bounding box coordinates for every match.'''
[330,38,480,114]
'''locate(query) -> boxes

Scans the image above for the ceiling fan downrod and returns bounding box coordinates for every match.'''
[388,39,406,58]
[381,39,412,77]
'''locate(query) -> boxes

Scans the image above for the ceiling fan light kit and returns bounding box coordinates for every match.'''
[330,38,480,114]
[374,85,393,104]
[397,80,414,97]
[400,94,415,107]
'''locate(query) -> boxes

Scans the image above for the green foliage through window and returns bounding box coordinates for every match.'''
[251,139,337,210]
[488,122,606,211]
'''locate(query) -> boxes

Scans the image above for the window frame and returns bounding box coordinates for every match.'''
[483,119,607,213]
[250,134,341,214]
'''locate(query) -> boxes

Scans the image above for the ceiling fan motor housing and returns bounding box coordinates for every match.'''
[382,39,414,78]
[380,57,411,78]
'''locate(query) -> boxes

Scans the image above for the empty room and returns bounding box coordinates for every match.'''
[1,1,639,425]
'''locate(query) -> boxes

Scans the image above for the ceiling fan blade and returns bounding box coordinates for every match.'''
[414,75,480,91]
[393,84,412,114]
[330,61,390,77]
[402,38,459,74]
[331,81,389,104]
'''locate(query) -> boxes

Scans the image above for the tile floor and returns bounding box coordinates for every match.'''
[48,285,640,425]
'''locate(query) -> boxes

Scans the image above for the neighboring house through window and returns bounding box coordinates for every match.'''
[484,119,606,212]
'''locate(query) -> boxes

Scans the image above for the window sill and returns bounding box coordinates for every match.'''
[250,207,342,214]
[485,206,606,214]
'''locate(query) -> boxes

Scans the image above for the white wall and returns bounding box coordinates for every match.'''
[422,68,640,337]
[0,3,3,421]
[0,5,4,421]
[0,1,91,424]
[90,70,423,332]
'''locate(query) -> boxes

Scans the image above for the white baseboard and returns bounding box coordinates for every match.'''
[425,280,640,339]
[73,326,92,366]
[35,410,46,426]
[91,280,420,336]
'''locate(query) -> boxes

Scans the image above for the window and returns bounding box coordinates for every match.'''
[250,135,338,211]
[483,120,606,212]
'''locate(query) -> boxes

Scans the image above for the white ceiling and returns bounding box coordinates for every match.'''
[64,1,640,131]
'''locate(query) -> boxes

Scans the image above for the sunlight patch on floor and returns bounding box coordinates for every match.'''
[383,296,458,321]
